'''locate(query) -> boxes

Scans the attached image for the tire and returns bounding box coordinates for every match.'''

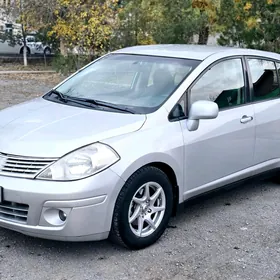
[272,175,280,184]
[110,166,173,250]
[44,47,51,56]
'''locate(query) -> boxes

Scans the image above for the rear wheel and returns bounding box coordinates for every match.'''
[110,166,173,250]
[44,47,51,56]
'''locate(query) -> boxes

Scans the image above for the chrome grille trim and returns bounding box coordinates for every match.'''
[0,153,57,178]
[0,201,29,224]
[3,164,47,169]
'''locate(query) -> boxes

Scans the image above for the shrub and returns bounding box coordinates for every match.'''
[52,54,94,75]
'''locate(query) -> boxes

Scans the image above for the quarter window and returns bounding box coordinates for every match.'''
[247,59,280,101]
[189,58,245,110]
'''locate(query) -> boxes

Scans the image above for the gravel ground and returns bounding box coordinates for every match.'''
[0,73,63,110]
[0,64,53,72]
[0,74,280,280]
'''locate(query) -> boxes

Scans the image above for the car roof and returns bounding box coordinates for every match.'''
[113,44,280,61]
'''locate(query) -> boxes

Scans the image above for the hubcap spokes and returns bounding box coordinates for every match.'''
[128,182,166,238]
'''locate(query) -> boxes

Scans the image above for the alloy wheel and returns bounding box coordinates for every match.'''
[128,182,166,238]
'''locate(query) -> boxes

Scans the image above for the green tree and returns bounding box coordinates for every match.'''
[50,0,118,58]
[218,0,280,51]
[151,0,201,44]
[114,0,202,47]
[192,0,221,45]
[112,0,156,48]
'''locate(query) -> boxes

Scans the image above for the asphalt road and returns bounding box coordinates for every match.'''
[0,74,279,280]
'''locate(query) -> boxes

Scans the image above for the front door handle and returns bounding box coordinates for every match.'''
[240,115,253,124]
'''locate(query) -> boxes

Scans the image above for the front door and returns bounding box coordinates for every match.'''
[180,57,256,199]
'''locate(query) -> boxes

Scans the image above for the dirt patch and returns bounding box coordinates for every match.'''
[0,73,65,110]
[0,63,54,72]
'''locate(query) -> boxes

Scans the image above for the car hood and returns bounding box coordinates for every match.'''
[0,98,146,157]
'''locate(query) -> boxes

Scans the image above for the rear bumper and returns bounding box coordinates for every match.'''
[0,168,125,241]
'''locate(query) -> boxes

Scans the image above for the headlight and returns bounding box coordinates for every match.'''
[36,143,120,181]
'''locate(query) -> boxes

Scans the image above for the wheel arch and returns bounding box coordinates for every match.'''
[110,152,184,216]
[44,46,51,53]
[113,159,181,217]
[20,46,30,54]
[110,163,180,248]
[144,162,179,216]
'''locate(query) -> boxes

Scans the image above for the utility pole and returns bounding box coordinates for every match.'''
[19,0,27,66]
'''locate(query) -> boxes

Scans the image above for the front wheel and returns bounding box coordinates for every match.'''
[110,166,173,249]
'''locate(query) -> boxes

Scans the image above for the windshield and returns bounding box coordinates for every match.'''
[51,54,200,114]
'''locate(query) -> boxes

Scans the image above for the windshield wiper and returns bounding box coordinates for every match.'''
[47,91,135,114]
[48,89,68,102]
[48,90,96,109]
[68,97,136,114]
[93,100,135,114]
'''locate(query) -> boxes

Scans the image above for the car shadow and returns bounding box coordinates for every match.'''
[171,178,279,225]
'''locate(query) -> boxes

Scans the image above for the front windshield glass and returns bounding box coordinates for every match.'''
[53,54,200,113]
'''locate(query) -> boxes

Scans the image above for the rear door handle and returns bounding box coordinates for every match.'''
[240,115,253,124]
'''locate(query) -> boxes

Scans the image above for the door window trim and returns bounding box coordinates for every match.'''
[187,56,248,112]
[245,56,280,104]
[168,55,249,122]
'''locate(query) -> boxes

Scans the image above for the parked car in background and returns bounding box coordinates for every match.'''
[0,40,35,55]
[0,21,33,55]
[26,35,52,56]
[0,45,279,250]
[0,34,51,56]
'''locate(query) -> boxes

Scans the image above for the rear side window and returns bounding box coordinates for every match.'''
[189,58,245,110]
[247,59,280,101]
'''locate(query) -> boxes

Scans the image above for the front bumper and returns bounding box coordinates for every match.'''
[0,168,125,241]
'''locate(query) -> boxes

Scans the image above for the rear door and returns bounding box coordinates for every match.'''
[246,58,280,168]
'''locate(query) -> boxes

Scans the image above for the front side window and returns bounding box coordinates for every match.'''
[247,58,280,101]
[49,54,200,114]
[27,37,35,43]
[189,58,245,110]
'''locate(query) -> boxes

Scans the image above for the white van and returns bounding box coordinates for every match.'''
[0,40,35,55]
[26,35,52,56]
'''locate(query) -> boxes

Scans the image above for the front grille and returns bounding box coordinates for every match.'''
[0,201,29,224]
[0,153,56,178]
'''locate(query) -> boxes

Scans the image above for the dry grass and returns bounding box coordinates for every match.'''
[0,73,64,85]
[0,63,54,72]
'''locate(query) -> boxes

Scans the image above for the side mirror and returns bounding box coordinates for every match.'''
[187,100,219,131]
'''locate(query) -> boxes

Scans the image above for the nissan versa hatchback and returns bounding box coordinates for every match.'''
[0,45,280,249]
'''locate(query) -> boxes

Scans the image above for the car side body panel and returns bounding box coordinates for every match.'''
[105,119,185,203]
[180,105,256,198]
[253,99,280,164]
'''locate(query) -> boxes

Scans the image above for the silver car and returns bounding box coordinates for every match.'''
[0,45,279,249]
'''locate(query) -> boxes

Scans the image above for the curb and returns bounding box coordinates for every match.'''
[0,71,56,75]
